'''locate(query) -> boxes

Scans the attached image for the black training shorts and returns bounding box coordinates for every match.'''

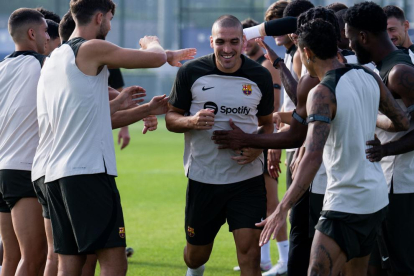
[46,173,126,255]
[33,176,49,219]
[185,175,267,245]
[0,169,37,212]
[316,207,387,261]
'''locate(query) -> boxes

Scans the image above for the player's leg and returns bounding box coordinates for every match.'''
[184,242,213,269]
[81,255,97,276]
[308,230,347,276]
[96,247,127,276]
[44,219,58,276]
[0,212,20,276]
[58,254,87,276]
[11,197,47,275]
[342,255,371,276]
[233,228,261,276]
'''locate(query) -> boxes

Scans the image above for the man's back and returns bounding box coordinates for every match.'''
[320,64,388,214]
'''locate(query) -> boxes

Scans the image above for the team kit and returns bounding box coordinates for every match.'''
[0,0,413,275]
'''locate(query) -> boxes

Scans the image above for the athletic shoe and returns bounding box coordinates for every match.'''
[262,261,287,276]
[125,247,134,258]
[233,261,272,272]
[186,265,205,276]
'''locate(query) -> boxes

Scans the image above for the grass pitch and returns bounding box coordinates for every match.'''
[102,119,287,275]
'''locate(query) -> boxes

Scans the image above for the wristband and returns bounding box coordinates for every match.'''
[273,83,281,89]
[273,57,284,69]
[307,114,331,124]
[243,25,262,41]
[292,109,307,125]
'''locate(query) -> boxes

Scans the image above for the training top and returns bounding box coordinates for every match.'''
[0,51,45,171]
[406,44,414,63]
[42,38,116,182]
[320,64,388,214]
[169,54,274,184]
[375,49,414,193]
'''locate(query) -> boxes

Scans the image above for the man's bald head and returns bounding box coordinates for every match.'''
[212,15,243,37]
[8,8,45,43]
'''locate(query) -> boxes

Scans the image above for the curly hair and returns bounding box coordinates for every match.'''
[383,5,406,22]
[283,0,314,18]
[297,7,341,42]
[297,18,338,60]
[36,7,61,23]
[265,1,289,21]
[344,1,387,34]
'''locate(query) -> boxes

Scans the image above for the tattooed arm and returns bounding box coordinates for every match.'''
[366,65,414,161]
[256,84,335,246]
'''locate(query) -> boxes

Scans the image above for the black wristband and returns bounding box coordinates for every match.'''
[273,57,284,69]
[292,109,307,125]
[273,83,281,89]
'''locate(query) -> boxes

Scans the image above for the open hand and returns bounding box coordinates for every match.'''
[167,48,197,67]
[255,205,288,246]
[366,135,386,162]
[211,119,247,150]
[118,86,146,110]
[148,95,169,115]
[232,148,263,165]
[256,38,280,65]
[268,149,282,179]
[139,36,160,50]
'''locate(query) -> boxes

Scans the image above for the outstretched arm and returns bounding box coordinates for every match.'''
[256,84,335,246]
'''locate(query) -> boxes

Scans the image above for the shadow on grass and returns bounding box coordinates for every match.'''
[127,260,238,274]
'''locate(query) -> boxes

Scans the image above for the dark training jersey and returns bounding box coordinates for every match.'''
[169,54,274,184]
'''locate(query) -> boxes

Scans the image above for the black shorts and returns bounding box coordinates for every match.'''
[0,169,37,212]
[316,207,387,261]
[263,149,278,182]
[370,192,414,274]
[46,173,126,255]
[33,176,49,219]
[285,151,295,189]
[185,175,267,245]
[309,192,324,238]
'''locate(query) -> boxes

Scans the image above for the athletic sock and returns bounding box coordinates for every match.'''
[277,240,289,263]
[261,241,271,264]
[186,265,205,276]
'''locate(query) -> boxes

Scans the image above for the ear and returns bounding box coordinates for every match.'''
[96,12,104,25]
[303,47,312,61]
[404,20,409,32]
[242,34,247,49]
[210,35,213,49]
[27,28,35,41]
[359,30,368,44]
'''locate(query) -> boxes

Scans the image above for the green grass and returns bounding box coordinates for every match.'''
[100,119,287,275]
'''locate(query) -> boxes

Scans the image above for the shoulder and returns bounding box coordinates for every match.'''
[308,84,335,106]
[388,63,414,92]
[243,57,272,81]
[180,54,214,72]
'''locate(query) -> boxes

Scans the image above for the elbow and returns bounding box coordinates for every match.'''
[155,53,167,67]
[290,132,306,148]
[395,117,410,132]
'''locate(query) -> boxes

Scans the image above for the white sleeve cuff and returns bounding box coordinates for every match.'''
[243,25,262,41]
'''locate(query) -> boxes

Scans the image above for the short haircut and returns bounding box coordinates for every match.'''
[46,19,59,39]
[70,0,116,26]
[383,5,406,23]
[265,1,289,21]
[59,10,76,42]
[241,18,259,29]
[335,9,347,30]
[8,8,45,41]
[297,7,341,42]
[298,18,338,60]
[212,15,243,34]
[283,0,315,18]
[326,2,348,13]
[36,7,61,23]
[344,2,387,35]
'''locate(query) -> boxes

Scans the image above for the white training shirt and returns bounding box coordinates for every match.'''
[321,64,388,214]
[42,38,117,182]
[0,51,45,171]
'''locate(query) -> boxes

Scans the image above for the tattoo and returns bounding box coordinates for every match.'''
[310,244,333,276]
[398,70,414,94]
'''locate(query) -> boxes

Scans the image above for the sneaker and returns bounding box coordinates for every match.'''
[262,261,287,276]
[233,261,272,272]
[186,265,205,276]
[125,247,134,258]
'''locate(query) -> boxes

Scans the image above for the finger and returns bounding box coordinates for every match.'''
[118,135,121,145]
[231,156,248,161]
[255,218,267,227]
[229,118,239,130]
[366,140,380,146]
[121,140,128,150]
[142,126,148,134]
[211,131,229,137]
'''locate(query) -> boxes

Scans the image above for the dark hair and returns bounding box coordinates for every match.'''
[298,18,338,60]
[70,0,116,26]
[326,2,348,13]
[8,8,45,40]
[283,0,315,18]
[36,7,61,23]
[383,5,406,22]
[297,7,341,41]
[265,1,289,21]
[335,9,347,30]
[59,10,75,42]
[241,18,259,29]
[46,19,59,39]
[213,15,242,33]
[344,2,387,35]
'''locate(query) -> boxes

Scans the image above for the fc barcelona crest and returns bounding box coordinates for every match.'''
[187,226,195,237]
[242,84,252,95]
[119,227,125,238]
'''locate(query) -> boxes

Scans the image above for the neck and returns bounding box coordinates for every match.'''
[313,58,345,81]
[284,41,294,50]
[15,43,38,53]
[402,33,413,49]
[69,25,98,41]
[371,36,398,64]
[248,48,264,61]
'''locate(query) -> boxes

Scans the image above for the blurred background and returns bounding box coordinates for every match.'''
[1,0,413,99]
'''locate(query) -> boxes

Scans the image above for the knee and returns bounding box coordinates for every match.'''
[237,246,260,268]
[184,249,209,269]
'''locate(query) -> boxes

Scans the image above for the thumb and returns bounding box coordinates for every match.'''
[255,218,267,227]
[118,134,121,144]
[229,119,238,130]
[142,126,149,134]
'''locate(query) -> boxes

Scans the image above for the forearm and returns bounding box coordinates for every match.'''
[279,64,298,105]
[279,111,293,125]
[239,128,305,149]
[383,129,414,156]
[111,104,151,129]
[274,91,281,112]
[279,153,322,211]
[376,114,399,132]
[264,17,298,37]
[165,111,194,133]
[109,99,121,115]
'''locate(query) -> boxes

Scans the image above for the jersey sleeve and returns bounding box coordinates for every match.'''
[108,68,125,90]
[264,17,297,37]
[169,66,193,111]
[257,71,275,116]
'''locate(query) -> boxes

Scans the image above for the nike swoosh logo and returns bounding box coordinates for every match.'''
[382,257,389,261]
[202,86,214,91]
